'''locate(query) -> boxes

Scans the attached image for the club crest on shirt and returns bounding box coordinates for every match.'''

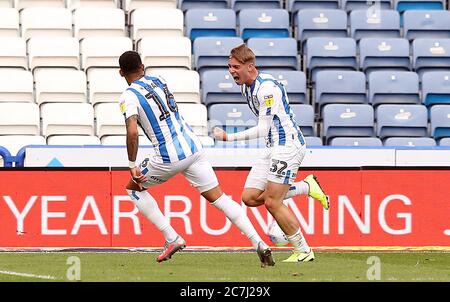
[264,95,274,107]
[120,101,126,113]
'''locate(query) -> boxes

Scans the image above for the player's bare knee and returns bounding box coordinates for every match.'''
[264,197,282,213]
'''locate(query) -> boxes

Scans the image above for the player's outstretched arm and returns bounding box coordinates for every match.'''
[213,115,272,142]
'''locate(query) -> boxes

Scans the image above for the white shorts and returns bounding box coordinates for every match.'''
[138,149,219,193]
[244,140,306,190]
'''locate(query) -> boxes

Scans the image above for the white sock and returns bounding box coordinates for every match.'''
[127,189,178,243]
[286,228,310,253]
[284,181,309,199]
[211,194,266,250]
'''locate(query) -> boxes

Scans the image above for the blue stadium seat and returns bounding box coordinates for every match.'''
[305,136,323,146]
[304,37,357,82]
[376,104,428,139]
[322,104,375,143]
[201,69,244,107]
[193,37,244,74]
[287,0,339,18]
[247,38,299,70]
[268,70,308,104]
[438,137,450,146]
[290,104,316,136]
[330,137,383,146]
[295,9,347,44]
[179,0,229,12]
[422,71,450,107]
[238,9,290,40]
[403,10,450,41]
[384,137,437,146]
[368,71,420,106]
[359,38,411,75]
[430,105,450,141]
[315,70,367,112]
[342,0,393,12]
[394,0,445,13]
[185,9,237,41]
[412,38,450,77]
[231,0,282,12]
[350,9,401,42]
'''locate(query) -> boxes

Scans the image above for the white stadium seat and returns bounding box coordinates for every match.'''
[0,102,40,135]
[47,135,101,145]
[0,8,19,36]
[35,68,87,105]
[28,37,80,70]
[131,8,183,45]
[0,135,46,156]
[0,37,27,69]
[87,68,128,105]
[67,0,119,10]
[95,102,127,138]
[149,69,201,104]
[0,1,12,7]
[41,103,94,137]
[123,0,177,12]
[73,8,126,39]
[80,37,133,70]
[0,69,33,102]
[139,37,192,71]
[20,7,72,40]
[177,103,208,136]
[14,0,65,9]
[100,134,152,146]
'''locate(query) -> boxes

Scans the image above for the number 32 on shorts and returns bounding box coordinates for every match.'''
[270,159,288,176]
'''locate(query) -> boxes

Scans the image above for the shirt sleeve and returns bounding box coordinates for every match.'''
[256,81,283,117]
[119,90,139,120]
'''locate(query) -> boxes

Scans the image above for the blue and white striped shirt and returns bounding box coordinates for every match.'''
[241,73,305,147]
[119,75,202,164]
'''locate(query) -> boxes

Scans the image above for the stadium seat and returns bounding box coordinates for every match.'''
[359,38,411,75]
[430,105,450,141]
[0,8,19,37]
[304,37,357,82]
[330,137,383,146]
[73,8,126,39]
[80,37,133,70]
[123,0,177,12]
[376,104,428,139]
[422,71,450,107]
[47,135,101,145]
[368,71,420,106]
[304,136,323,146]
[403,10,450,41]
[231,0,282,12]
[322,104,375,143]
[95,102,126,138]
[28,37,80,71]
[350,9,401,41]
[88,68,128,105]
[384,137,437,146]
[185,9,236,41]
[295,9,347,44]
[238,9,290,40]
[35,68,87,105]
[148,69,201,104]
[290,104,316,136]
[15,0,66,9]
[315,70,367,112]
[412,38,450,77]
[131,8,183,45]
[139,37,192,71]
[193,37,244,74]
[341,0,393,12]
[20,7,72,40]
[0,0,12,7]
[287,0,339,18]
[41,103,94,137]
[100,134,152,146]
[179,0,228,11]
[67,0,119,9]
[247,38,299,71]
[0,37,26,69]
[177,103,208,136]
[0,135,46,157]
[201,69,243,107]
[208,103,257,135]
[0,69,33,102]
[394,0,445,13]
[0,102,40,135]
[438,137,450,146]
[269,70,307,104]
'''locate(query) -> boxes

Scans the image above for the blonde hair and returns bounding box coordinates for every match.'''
[230,44,256,65]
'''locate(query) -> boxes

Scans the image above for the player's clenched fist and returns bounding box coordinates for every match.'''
[213,127,228,141]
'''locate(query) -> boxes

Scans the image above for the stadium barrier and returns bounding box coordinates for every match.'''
[0,168,449,248]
